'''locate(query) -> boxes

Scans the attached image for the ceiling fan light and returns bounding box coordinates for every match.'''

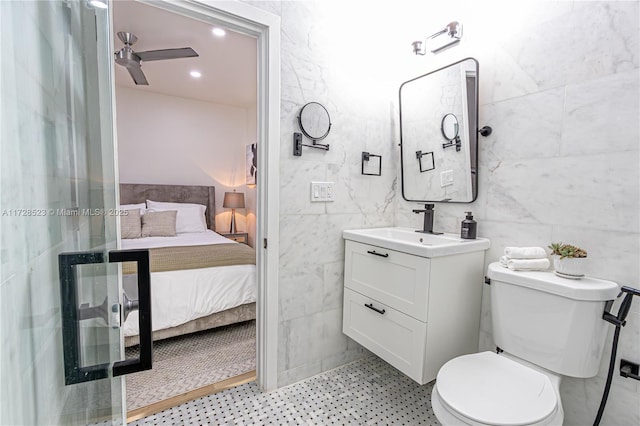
[212,28,226,37]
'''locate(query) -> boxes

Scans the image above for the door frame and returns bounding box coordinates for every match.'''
[132,0,281,392]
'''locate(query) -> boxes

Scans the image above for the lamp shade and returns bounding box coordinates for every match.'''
[223,191,245,209]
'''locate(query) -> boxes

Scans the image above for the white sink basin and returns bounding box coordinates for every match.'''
[343,227,490,258]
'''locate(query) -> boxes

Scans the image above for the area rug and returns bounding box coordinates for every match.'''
[125,320,256,411]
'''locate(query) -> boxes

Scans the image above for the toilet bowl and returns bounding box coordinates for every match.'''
[430,263,619,426]
[431,352,563,426]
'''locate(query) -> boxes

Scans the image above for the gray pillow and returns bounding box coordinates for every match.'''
[141,210,177,237]
[121,208,142,239]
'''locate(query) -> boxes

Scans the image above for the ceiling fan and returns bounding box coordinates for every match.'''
[114,32,199,85]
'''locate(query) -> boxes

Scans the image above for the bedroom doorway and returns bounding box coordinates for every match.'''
[111,0,280,420]
[0,1,278,425]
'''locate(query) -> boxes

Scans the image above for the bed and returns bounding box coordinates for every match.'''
[119,183,256,347]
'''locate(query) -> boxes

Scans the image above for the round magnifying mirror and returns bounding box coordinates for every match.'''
[298,102,331,141]
[441,113,459,141]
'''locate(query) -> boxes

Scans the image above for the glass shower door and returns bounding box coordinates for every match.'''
[0,1,149,424]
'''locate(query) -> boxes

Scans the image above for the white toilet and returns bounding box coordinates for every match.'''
[431,262,619,426]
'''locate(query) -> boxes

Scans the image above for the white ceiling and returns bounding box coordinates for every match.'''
[112,1,257,108]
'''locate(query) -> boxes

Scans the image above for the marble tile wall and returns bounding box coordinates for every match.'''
[392,2,639,425]
[243,0,400,386]
[246,1,639,424]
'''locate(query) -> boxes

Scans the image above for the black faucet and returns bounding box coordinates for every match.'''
[413,203,443,234]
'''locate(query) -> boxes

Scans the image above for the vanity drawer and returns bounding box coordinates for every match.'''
[344,241,430,321]
[343,288,427,383]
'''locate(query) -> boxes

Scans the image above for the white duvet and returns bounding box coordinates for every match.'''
[121,231,256,337]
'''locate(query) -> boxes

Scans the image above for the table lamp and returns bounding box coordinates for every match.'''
[223,190,245,233]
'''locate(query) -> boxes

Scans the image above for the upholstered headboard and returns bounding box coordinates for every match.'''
[120,183,216,231]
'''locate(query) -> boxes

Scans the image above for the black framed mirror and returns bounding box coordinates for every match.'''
[399,57,479,203]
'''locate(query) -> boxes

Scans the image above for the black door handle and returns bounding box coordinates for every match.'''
[365,303,386,315]
[58,249,152,385]
[111,250,152,377]
[367,250,389,258]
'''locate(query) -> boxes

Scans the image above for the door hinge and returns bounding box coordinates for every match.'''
[263,238,268,249]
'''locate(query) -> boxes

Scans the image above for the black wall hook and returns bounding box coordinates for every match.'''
[479,126,492,137]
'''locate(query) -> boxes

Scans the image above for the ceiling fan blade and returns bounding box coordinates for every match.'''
[126,64,149,85]
[136,47,198,62]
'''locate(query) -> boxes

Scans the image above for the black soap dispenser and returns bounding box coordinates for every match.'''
[461,212,477,239]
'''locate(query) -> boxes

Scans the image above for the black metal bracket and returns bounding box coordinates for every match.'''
[484,276,491,285]
[58,249,151,385]
[362,152,382,176]
[603,285,640,328]
[479,126,492,137]
[442,135,462,152]
[416,150,435,173]
[620,359,640,381]
[293,132,330,156]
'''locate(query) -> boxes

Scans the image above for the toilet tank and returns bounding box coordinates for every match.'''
[487,262,619,378]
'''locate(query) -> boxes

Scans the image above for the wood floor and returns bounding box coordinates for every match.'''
[127,370,256,423]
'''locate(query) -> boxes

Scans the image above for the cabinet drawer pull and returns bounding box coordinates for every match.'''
[367,250,389,258]
[365,303,386,315]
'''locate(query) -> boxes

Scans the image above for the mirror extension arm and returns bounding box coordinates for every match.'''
[293,133,330,156]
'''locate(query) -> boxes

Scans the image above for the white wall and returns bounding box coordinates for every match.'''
[115,87,257,245]
[244,1,638,425]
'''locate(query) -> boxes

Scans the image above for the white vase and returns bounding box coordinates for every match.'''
[553,255,587,278]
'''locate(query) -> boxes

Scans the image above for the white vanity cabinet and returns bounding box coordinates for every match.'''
[342,238,487,385]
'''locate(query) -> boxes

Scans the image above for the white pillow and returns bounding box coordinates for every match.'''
[146,200,207,233]
[120,203,146,215]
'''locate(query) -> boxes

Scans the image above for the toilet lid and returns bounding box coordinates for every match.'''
[436,352,557,426]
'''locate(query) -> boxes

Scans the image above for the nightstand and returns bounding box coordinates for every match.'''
[220,232,248,245]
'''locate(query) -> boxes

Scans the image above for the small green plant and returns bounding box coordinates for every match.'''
[548,242,587,259]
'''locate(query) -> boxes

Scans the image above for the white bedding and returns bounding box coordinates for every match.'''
[121,231,256,337]
[121,229,233,250]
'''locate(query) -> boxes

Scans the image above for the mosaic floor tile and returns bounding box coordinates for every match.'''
[130,355,440,425]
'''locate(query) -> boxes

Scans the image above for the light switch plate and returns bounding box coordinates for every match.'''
[311,182,335,202]
[440,170,454,187]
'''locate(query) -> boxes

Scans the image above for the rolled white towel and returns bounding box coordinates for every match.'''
[504,246,547,259]
[507,258,550,271]
[499,255,509,267]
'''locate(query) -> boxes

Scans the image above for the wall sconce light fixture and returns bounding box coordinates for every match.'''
[412,21,462,55]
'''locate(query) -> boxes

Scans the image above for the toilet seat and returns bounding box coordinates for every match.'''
[435,352,558,425]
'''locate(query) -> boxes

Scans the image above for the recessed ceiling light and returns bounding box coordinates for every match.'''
[88,0,108,9]
[212,28,226,37]
[190,70,202,78]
